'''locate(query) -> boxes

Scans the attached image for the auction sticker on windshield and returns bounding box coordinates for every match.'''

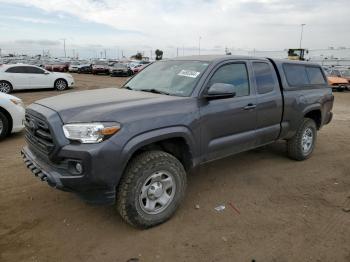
[178,70,201,78]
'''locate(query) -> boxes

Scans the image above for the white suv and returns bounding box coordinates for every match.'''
[0,64,74,93]
[0,92,25,140]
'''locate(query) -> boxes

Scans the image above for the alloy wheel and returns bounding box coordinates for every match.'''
[0,82,11,93]
[56,80,67,90]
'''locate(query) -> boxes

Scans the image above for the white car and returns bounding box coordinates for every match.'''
[0,92,25,139]
[0,64,74,94]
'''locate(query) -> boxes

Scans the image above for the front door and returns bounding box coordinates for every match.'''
[200,62,257,162]
[25,66,51,89]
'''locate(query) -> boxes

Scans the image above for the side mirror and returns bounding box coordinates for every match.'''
[44,72,50,75]
[205,83,236,99]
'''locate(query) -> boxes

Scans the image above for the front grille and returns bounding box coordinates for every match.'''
[24,113,55,154]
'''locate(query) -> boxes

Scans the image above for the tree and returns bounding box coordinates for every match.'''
[131,52,143,60]
[155,49,163,60]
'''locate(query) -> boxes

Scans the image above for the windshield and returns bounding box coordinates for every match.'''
[125,60,209,96]
[93,61,108,66]
[340,69,350,77]
[113,63,128,69]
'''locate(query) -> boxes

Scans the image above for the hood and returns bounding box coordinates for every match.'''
[51,72,72,78]
[34,88,189,123]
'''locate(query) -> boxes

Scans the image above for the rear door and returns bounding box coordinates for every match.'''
[251,61,283,146]
[199,61,257,162]
[4,66,30,89]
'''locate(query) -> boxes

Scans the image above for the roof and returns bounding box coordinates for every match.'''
[0,63,41,72]
[169,55,255,62]
[270,58,321,67]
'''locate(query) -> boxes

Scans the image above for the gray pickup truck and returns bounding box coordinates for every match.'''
[21,55,334,228]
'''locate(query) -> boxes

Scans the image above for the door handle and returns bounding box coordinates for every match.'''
[243,103,257,110]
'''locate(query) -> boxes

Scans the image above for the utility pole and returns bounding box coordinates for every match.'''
[104,49,107,59]
[199,36,202,55]
[60,38,66,58]
[299,24,306,49]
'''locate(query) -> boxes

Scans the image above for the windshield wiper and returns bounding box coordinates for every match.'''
[123,86,133,90]
[140,88,171,95]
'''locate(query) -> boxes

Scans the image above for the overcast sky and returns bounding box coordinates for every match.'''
[0,0,349,58]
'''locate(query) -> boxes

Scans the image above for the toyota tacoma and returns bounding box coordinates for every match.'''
[21,55,334,228]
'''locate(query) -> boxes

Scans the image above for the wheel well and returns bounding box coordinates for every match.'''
[130,137,193,171]
[0,106,13,133]
[305,110,321,129]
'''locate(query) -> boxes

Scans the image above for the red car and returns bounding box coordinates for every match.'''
[92,61,110,75]
[45,62,69,72]
[132,64,146,74]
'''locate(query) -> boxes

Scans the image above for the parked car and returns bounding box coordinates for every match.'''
[131,64,146,74]
[77,64,93,74]
[92,61,109,75]
[21,56,333,228]
[324,69,349,91]
[0,64,74,93]
[45,62,69,72]
[109,63,133,76]
[328,68,350,83]
[0,92,25,140]
[68,62,81,73]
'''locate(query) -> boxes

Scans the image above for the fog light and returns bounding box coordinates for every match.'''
[75,163,83,174]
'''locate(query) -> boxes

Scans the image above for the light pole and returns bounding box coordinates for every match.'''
[199,36,202,55]
[60,38,66,58]
[299,24,306,49]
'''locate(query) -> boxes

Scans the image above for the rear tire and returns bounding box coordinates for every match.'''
[287,118,317,161]
[0,111,10,140]
[0,81,13,94]
[54,79,68,91]
[117,150,187,228]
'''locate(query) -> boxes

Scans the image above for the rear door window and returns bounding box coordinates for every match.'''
[306,67,326,85]
[283,64,309,86]
[252,62,276,94]
[26,66,45,74]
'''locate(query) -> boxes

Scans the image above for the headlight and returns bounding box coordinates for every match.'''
[63,123,120,143]
[10,99,24,108]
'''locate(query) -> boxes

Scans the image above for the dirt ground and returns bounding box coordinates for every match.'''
[1,74,350,262]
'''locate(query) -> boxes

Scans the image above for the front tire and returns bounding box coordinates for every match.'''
[117,150,187,228]
[0,81,13,94]
[0,111,10,140]
[287,118,317,161]
[54,79,68,91]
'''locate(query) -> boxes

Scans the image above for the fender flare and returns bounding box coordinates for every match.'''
[118,126,196,174]
[302,103,322,116]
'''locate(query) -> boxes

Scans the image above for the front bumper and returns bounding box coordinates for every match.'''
[111,70,127,76]
[21,145,118,205]
[92,68,108,73]
[68,80,75,87]
[11,105,25,133]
